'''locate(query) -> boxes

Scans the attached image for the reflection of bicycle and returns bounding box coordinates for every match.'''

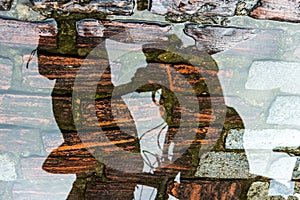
[38,20,235,199]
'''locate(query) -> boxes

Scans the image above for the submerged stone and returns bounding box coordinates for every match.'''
[0,0,13,11]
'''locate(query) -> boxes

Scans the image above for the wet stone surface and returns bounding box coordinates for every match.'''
[0,0,300,199]
[195,152,255,179]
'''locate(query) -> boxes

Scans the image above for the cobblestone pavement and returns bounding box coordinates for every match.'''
[0,0,300,199]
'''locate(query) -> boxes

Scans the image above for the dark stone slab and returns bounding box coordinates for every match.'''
[250,0,300,23]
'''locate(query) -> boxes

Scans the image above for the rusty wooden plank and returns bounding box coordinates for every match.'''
[250,0,300,23]
[42,141,98,174]
[85,182,137,199]
[167,179,242,199]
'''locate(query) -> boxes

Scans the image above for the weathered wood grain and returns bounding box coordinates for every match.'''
[250,0,300,23]
[85,182,137,199]
[167,179,242,199]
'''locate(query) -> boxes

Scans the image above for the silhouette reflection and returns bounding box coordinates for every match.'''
[37,20,243,199]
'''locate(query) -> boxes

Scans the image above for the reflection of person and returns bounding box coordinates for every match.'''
[38,20,244,199]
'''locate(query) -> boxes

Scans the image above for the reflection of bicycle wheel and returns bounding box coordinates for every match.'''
[72,24,227,174]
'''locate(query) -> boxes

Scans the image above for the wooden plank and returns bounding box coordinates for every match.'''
[167,179,242,199]
[85,182,137,200]
[250,0,300,23]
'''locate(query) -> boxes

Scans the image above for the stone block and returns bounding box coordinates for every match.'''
[247,181,300,200]
[22,54,55,94]
[184,24,282,56]
[151,0,238,16]
[0,128,44,157]
[246,61,300,94]
[0,18,56,48]
[195,151,255,179]
[0,58,13,90]
[31,0,134,15]
[267,96,300,126]
[13,177,74,200]
[0,94,57,130]
[243,129,300,180]
[250,0,300,23]
[0,151,19,181]
[0,181,13,200]
[13,156,75,199]
[225,129,244,150]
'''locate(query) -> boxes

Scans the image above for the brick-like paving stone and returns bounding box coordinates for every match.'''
[0,152,19,181]
[250,0,300,23]
[246,61,300,94]
[0,94,57,130]
[0,180,13,200]
[243,129,300,180]
[195,151,255,179]
[0,128,44,157]
[31,0,134,15]
[267,96,300,126]
[247,181,300,200]
[225,129,244,150]
[151,0,239,16]
[0,58,12,90]
[12,157,75,200]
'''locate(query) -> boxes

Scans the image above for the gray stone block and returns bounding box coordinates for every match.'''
[0,181,13,200]
[0,58,13,90]
[195,151,255,179]
[246,61,300,94]
[267,96,300,126]
[0,152,19,181]
[0,94,57,130]
[225,129,244,150]
[247,181,300,200]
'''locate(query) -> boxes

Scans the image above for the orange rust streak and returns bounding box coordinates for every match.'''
[55,139,136,151]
